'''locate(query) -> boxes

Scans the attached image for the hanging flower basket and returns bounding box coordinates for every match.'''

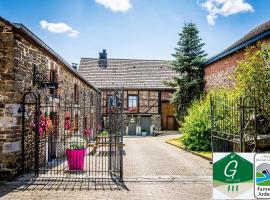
[30,111,53,137]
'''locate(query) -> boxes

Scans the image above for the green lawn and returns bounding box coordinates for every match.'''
[166,137,212,160]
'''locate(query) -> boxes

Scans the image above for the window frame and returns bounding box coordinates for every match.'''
[127,95,138,111]
[49,69,58,97]
[74,83,79,103]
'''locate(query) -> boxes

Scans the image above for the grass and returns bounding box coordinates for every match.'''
[166,137,212,160]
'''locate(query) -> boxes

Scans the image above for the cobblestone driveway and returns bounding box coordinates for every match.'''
[0,134,212,200]
[124,134,212,178]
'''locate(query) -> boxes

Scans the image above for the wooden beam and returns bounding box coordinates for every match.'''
[158,91,161,114]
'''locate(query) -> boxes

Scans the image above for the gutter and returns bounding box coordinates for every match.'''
[203,29,270,67]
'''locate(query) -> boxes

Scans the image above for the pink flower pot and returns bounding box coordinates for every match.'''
[66,148,87,171]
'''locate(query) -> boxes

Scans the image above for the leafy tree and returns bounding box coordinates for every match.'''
[233,43,270,98]
[167,23,207,121]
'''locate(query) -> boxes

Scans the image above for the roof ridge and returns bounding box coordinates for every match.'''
[80,57,170,62]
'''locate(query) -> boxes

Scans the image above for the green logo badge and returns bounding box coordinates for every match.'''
[213,153,254,199]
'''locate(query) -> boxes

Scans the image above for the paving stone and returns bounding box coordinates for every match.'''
[0,134,212,200]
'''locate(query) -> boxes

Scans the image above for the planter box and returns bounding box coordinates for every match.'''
[66,148,87,171]
[141,132,147,136]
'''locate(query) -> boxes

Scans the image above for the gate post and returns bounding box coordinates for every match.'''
[21,95,26,176]
[21,91,40,177]
[120,87,124,180]
[34,93,40,177]
[108,95,112,172]
[210,94,214,156]
[240,97,244,152]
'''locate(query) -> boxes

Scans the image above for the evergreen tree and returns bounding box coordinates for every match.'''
[167,23,207,121]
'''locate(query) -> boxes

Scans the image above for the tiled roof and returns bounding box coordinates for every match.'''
[204,20,270,66]
[79,58,176,90]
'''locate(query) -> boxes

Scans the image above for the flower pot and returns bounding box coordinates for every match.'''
[66,148,87,171]
[141,132,147,136]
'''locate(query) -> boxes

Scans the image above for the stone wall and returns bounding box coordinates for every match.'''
[0,19,20,179]
[204,37,270,91]
[0,19,100,179]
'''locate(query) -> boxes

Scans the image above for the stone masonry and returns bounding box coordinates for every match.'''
[0,17,100,179]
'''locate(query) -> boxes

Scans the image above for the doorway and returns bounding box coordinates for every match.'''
[161,102,178,130]
[141,116,151,135]
[128,116,137,135]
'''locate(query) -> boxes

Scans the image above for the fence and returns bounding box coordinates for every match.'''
[210,92,270,152]
[21,88,124,184]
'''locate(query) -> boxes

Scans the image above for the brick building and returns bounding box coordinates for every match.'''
[0,17,100,178]
[204,20,270,90]
[79,50,179,135]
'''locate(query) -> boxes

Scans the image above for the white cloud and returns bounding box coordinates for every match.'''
[40,20,79,37]
[200,0,254,25]
[95,0,132,12]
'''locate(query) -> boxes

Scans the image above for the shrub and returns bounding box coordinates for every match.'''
[181,96,211,151]
[66,136,87,150]
[233,43,270,98]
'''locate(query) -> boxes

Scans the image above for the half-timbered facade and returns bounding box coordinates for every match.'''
[79,50,179,135]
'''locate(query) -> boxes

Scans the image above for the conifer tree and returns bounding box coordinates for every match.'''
[167,23,207,121]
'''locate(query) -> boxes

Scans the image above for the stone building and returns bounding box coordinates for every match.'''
[79,50,178,135]
[0,17,100,178]
[204,20,270,90]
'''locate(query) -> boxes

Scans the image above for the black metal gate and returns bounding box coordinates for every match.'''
[210,93,270,152]
[21,88,124,184]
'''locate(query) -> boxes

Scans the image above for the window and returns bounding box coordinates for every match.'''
[106,95,112,113]
[91,92,94,106]
[50,112,58,135]
[83,117,87,129]
[74,114,79,131]
[74,84,79,103]
[49,70,57,97]
[128,95,138,112]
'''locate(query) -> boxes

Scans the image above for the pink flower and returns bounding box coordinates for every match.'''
[96,123,102,131]
[84,128,93,137]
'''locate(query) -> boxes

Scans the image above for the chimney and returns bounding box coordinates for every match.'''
[98,49,108,68]
[72,63,78,71]
[99,49,107,60]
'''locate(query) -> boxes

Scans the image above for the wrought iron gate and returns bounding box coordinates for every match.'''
[21,88,124,183]
[210,93,270,152]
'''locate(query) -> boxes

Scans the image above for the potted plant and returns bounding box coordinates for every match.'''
[141,128,147,136]
[66,136,87,171]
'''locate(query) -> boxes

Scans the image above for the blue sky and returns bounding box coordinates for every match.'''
[0,0,269,64]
